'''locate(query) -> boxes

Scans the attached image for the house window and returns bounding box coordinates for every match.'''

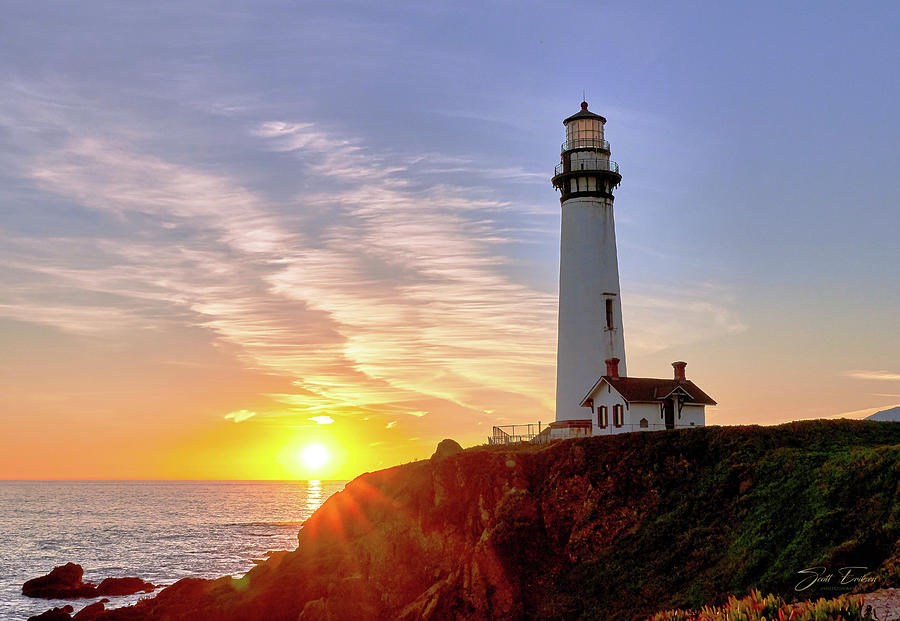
[606,299,614,330]
[598,406,608,428]
[640,418,648,428]
[613,404,624,427]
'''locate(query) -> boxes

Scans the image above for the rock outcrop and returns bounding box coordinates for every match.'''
[76,420,900,620]
[28,600,110,621]
[95,578,155,597]
[72,599,110,621]
[23,563,155,600]
[28,606,74,621]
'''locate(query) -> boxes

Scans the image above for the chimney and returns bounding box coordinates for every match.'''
[605,357,620,379]
[672,361,687,382]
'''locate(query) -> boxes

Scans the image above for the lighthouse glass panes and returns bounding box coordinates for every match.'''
[565,118,604,148]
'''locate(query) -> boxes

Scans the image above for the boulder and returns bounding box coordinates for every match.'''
[22,564,96,599]
[429,438,463,462]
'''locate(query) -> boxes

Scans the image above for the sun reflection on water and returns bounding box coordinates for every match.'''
[306,479,323,514]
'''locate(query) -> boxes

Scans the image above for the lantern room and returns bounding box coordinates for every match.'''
[564,101,606,148]
[552,101,621,203]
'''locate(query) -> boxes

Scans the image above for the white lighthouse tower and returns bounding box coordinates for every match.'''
[552,101,627,424]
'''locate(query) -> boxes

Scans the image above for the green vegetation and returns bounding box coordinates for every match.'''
[527,420,900,619]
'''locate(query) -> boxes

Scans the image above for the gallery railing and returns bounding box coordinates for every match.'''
[561,137,609,151]
[554,159,619,176]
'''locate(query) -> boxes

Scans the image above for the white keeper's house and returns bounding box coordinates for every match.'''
[489,102,716,445]
[577,357,716,436]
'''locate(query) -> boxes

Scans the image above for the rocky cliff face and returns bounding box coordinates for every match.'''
[91,420,900,621]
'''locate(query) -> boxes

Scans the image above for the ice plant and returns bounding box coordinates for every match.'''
[647,588,865,620]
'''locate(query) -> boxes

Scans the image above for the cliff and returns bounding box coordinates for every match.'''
[91,420,900,620]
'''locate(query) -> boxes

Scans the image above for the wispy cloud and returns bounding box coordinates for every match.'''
[253,121,405,181]
[224,410,256,423]
[4,110,559,420]
[843,370,900,381]
[404,153,547,184]
[29,137,290,254]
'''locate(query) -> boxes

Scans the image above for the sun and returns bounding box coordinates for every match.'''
[299,443,330,471]
[277,438,343,479]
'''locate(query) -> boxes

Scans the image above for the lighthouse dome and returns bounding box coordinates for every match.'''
[562,101,607,125]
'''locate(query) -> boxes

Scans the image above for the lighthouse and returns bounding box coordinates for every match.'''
[551,102,627,423]
[489,103,717,444]
[490,103,717,445]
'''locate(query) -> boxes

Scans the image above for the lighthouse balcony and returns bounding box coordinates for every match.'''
[554,159,619,176]
[561,137,609,152]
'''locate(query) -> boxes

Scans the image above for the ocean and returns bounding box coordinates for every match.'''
[0,480,345,619]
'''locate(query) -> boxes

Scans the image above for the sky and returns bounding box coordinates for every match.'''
[1,1,898,480]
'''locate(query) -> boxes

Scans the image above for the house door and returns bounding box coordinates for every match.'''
[664,400,675,430]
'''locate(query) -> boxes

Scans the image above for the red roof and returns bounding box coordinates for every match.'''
[582,376,717,406]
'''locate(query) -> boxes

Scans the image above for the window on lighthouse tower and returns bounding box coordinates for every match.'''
[605,299,614,330]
